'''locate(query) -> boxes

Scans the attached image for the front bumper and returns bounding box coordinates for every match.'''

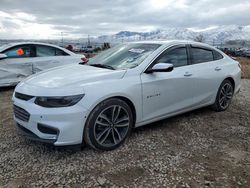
[13,96,89,146]
[16,123,57,144]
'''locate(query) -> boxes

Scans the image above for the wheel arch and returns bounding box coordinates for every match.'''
[86,94,137,128]
[83,95,137,150]
[224,77,235,91]
[115,96,137,127]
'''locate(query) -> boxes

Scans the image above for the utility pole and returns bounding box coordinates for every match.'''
[87,34,90,46]
[61,32,64,47]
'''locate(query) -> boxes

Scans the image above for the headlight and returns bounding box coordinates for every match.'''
[34,94,84,108]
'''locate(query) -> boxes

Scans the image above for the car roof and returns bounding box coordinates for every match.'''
[0,42,75,55]
[130,40,221,52]
[132,40,208,45]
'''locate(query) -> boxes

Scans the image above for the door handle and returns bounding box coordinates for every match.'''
[184,72,192,77]
[215,67,222,71]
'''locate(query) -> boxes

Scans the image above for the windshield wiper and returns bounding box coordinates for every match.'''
[89,63,115,70]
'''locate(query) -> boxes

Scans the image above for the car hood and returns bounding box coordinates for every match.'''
[26,64,126,88]
[16,64,126,96]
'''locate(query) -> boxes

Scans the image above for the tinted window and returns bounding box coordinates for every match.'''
[56,49,69,56]
[36,45,68,57]
[3,45,33,58]
[156,47,188,67]
[213,50,224,60]
[192,47,214,64]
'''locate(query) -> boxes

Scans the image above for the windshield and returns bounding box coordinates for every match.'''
[88,43,161,70]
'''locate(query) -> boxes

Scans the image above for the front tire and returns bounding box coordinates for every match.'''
[84,98,133,151]
[212,79,234,112]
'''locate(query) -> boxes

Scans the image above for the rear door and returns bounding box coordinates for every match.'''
[0,45,34,86]
[141,45,196,121]
[188,45,225,106]
[31,45,76,73]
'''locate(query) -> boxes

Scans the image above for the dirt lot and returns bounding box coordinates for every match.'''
[236,57,250,79]
[0,80,250,187]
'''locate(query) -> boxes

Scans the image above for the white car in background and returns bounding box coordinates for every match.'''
[0,42,85,87]
[13,41,241,151]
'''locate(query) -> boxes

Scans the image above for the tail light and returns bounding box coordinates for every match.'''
[238,63,242,71]
[238,63,244,77]
[81,57,89,64]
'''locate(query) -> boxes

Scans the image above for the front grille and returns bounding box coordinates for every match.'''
[15,92,34,101]
[13,105,30,122]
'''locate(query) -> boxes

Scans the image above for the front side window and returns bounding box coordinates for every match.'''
[192,47,214,64]
[3,45,33,58]
[155,47,188,67]
[88,43,161,70]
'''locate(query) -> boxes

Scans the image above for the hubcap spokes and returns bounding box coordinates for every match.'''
[219,83,233,109]
[94,105,130,147]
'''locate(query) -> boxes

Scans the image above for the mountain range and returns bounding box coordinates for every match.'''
[97,25,250,44]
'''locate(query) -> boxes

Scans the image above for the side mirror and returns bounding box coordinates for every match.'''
[0,53,7,60]
[146,63,174,74]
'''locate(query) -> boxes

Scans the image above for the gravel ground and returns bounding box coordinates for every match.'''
[0,79,250,188]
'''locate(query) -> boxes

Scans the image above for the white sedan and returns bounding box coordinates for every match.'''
[0,42,85,87]
[12,41,241,150]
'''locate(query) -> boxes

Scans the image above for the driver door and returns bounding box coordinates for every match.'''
[0,45,34,86]
[140,45,196,122]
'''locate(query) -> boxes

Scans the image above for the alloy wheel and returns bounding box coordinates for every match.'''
[219,83,233,109]
[93,105,130,147]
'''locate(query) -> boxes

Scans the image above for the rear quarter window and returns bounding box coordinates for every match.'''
[213,50,224,60]
[55,49,69,56]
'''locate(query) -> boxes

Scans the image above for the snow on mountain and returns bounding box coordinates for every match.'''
[98,25,250,44]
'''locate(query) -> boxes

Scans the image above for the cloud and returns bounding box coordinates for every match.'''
[0,0,250,39]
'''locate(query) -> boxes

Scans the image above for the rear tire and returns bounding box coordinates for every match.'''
[211,79,234,112]
[84,98,133,151]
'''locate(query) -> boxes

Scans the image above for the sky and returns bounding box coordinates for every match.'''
[0,0,250,39]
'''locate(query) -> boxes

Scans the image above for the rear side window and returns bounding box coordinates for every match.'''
[213,50,224,60]
[55,49,69,56]
[191,47,214,64]
[156,47,188,67]
[3,45,34,58]
[36,45,69,57]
